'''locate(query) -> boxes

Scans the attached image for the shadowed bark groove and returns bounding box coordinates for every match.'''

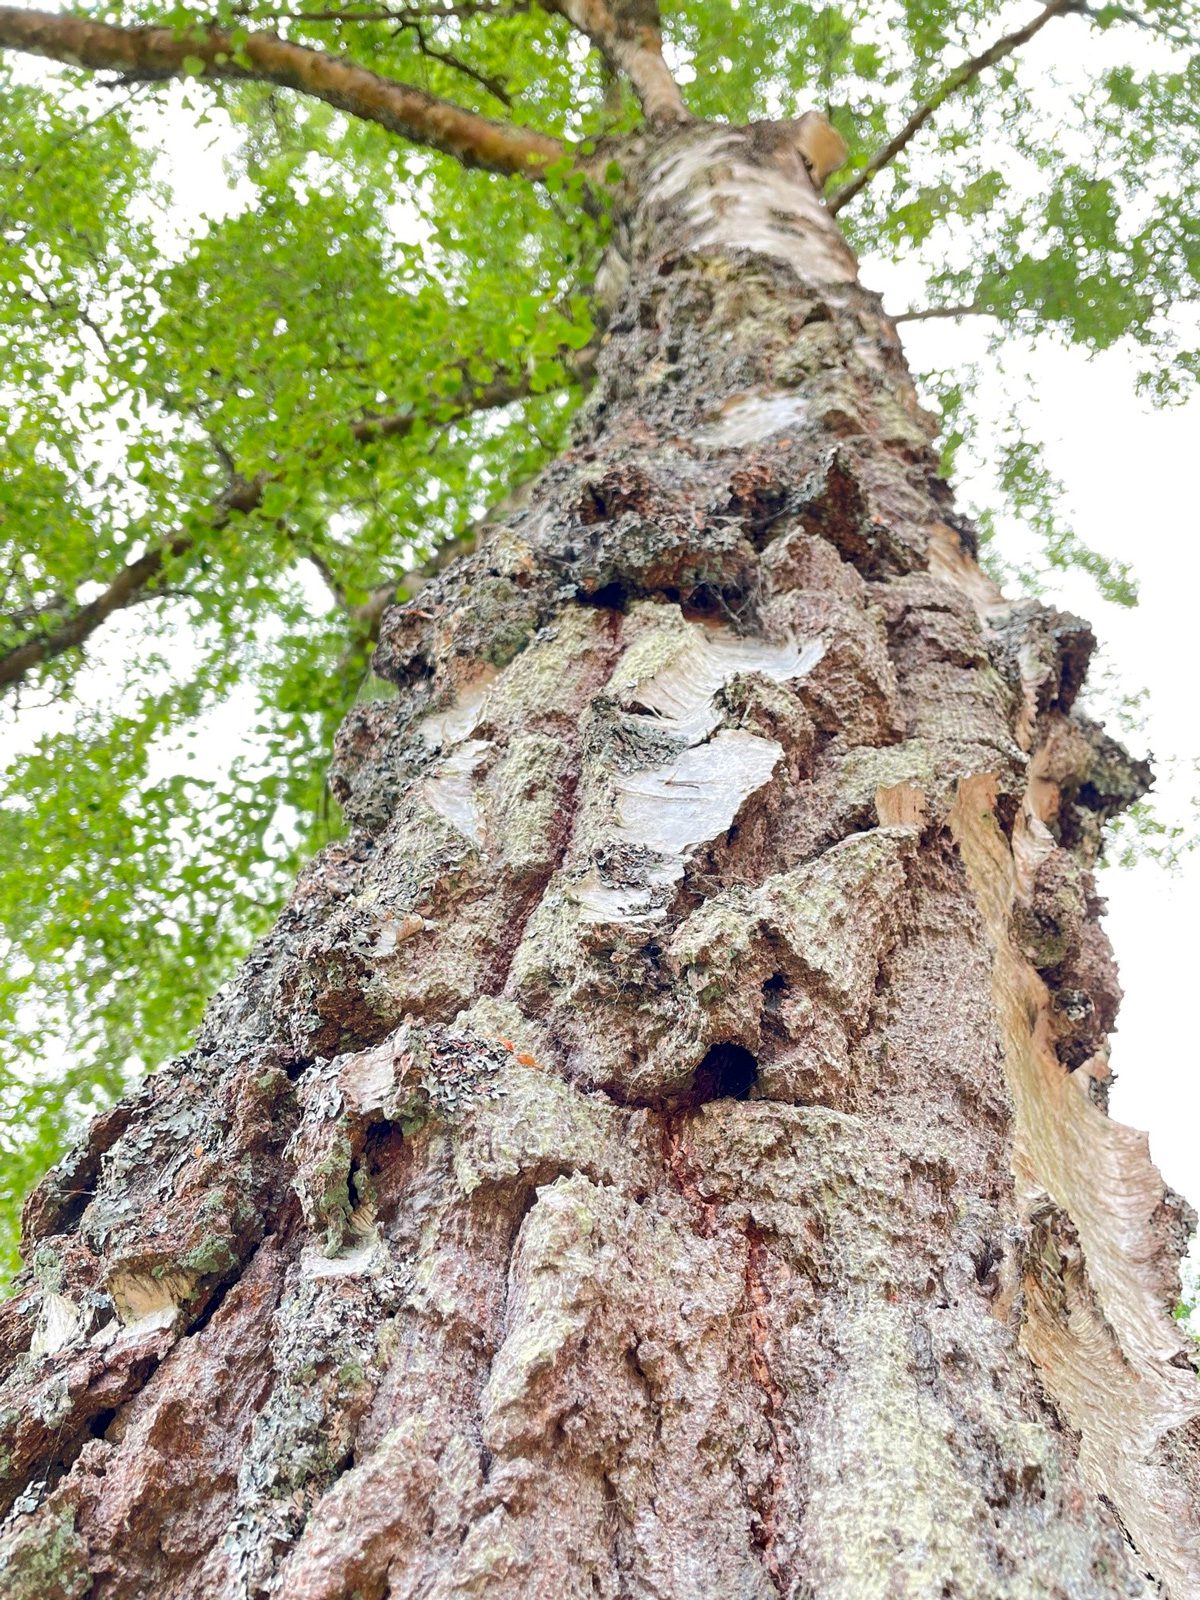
[1,116,1198,1599]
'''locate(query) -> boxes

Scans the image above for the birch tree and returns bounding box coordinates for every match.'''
[1,0,1199,1593]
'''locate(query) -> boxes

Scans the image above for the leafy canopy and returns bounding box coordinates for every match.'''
[1,0,1198,1276]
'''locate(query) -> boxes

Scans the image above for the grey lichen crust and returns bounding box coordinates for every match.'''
[0,123,1195,1600]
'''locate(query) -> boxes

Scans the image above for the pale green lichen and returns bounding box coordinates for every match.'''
[836,741,936,812]
[0,1507,91,1600]
[305,1130,357,1257]
[31,1246,64,1295]
[481,606,609,728]
[803,1309,997,1599]
[31,1375,72,1429]
[672,828,911,1010]
[485,734,572,874]
[449,1062,650,1198]
[605,602,696,702]
[481,1177,600,1436]
[180,1233,238,1279]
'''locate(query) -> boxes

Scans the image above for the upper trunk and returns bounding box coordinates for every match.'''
[1,121,1197,1600]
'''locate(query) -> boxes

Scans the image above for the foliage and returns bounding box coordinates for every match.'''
[2,0,1200,1279]
[1176,1244,1200,1342]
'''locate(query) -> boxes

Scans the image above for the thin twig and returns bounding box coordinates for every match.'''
[892,301,996,323]
[828,0,1077,215]
[410,19,512,105]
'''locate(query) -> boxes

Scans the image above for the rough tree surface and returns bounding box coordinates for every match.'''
[1,119,1198,1599]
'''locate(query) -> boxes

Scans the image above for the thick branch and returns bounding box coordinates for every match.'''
[0,351,595,694]
[827,0,1075,215]
[0,6,565,179]
[545,0,687,124]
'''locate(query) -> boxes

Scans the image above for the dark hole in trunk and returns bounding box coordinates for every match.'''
[579,580,630,611]
[87,1407,118,1441]
[690,1042,759,1104]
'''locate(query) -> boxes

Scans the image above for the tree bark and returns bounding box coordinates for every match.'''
[2,119,1198,1600]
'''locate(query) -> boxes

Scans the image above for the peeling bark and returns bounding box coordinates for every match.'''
[2,118,1197,1600]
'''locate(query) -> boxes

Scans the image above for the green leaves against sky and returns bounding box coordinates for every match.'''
[2,0,1199,1276]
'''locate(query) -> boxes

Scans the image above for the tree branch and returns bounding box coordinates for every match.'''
[544,0,687,124]
[0,6,565,179]
[891,301,998,323]
[409,19,512,106]
[0,534,193,693]
[0,348,595,694]
[827,0,1076,215]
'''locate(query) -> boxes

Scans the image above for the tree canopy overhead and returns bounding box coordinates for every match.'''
[1,0,1198,1276]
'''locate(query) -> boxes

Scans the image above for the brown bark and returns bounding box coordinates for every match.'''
[1,118,1197,1600]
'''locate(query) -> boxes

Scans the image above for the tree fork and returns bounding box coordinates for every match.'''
[0,118,1197,1599]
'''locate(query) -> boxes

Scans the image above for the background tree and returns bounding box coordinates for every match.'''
[0,0,1199,1593]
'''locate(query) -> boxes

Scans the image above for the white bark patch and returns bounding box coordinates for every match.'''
[614,729,782,856]
[30,1292,83,1356]
[106,1268,194,1331]
[566,865,664,923]
[338,1037,397,1115]
[303,1211,383,1278]
[421,739,493,844]
[644,128,858,289]
[417,673,495,749]
[694,391,809,448]
[371,911,432,957]
[616,614,823,743]
[570,615,802,924]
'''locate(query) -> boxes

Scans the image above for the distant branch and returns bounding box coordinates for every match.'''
[545,0,688,124]
[0,348,595,694]
[0,6,565,179]
[234,0,515,18]
[828,0,1076,215]
[1062,0,1198,45]
[0,534,193,693]
[892,301,997,323]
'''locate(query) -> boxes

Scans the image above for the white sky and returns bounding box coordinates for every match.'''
[3,49,1198,1219]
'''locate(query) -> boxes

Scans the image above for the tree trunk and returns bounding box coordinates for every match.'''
[2,121,1197,1600]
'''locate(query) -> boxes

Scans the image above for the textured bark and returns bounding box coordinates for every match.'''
[2,120,1198,1600]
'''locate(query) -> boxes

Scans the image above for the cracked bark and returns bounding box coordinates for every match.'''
[1,117,1198,1600]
